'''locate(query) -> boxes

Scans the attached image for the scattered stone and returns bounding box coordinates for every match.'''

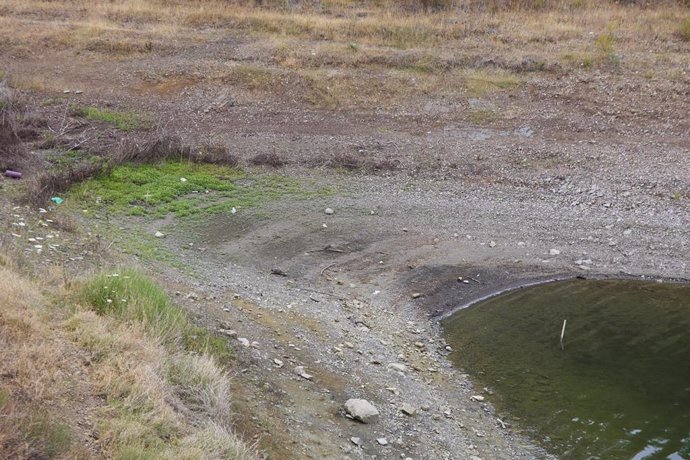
[470,395,485,402]
[411,292,422,299]
[154,231,165,238]
[445,345,453,351]
[421,404,431,411]
[325,207,334,215]
[575,259,593,266]
[400,403,416,416]
[489,241,496,248]
[219,329,237,337]
[402,227,408,232]
[623,228,633,236]
[237,337,250,347]
[376,438,388,446]
[414,341,425,349]
[350,437,361,446]
[344,399,379,424]
[273,358,284,368]
[293,366,313,381]
[387,363,408,373]
[549,248,561,256]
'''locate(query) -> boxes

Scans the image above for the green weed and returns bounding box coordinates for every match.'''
[69,162,325,218]
[25,416,72,457]
[81,269,233,361]
[70,105,150,132]
[0,386,9,409]
[680,18,690,42]
[469,109,498,124]
[82,269,188,340]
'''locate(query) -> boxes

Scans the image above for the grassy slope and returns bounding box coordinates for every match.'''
[0,261,255,459]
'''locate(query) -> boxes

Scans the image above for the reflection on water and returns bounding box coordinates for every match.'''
[442,279,690,459]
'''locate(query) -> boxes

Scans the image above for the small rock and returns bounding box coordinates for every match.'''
[219,329,237,337]
[180,177,187,183]
[623,228,632,236]
[237,337,250,347]
[411,292,422,299]
[154,231,165,238]
[489,241,496,248]
[293,366,313,380]
[400,403,416,416]
[273,358,284,368]
[414,341,425,348]
[376,438,388,446]
[549,248,561,256]
[470,395,485,402]
[325,207,334,215]
[350,437,361,446]
[387,363,408,373]
[344,399,379,424]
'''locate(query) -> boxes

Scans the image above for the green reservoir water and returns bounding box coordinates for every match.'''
[442,279,690,460]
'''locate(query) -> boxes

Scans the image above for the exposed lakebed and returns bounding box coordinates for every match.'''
[442,279,690,459]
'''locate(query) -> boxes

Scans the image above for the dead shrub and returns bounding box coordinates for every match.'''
[113,134,192,164]
[196,143,239,167]
[327,153,361,170]
[25,161,111,205]
[250,152,285,167]
[0,78,28,171]
[115,135,238,167]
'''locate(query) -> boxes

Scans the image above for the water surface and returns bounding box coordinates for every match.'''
[442,279,690,459]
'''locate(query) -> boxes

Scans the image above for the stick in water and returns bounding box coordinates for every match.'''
[560,319,567,350]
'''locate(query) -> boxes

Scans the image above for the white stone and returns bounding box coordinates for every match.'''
[344,399,379,424]
[387,363,408,373]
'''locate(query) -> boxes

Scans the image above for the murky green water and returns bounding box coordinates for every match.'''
[442,279,690,460]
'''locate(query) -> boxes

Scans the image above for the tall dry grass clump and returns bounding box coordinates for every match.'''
[0,77,29,172]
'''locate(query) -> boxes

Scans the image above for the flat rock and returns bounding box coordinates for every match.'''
[293,366,313,380]
[387,363,408,373]
[344,398,379,424]
[400,403,416,416]
[376,438,388,446]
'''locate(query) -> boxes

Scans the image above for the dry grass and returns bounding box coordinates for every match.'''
[1,0,687,114]
[0,266,91,458]
[0,263,256,458]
